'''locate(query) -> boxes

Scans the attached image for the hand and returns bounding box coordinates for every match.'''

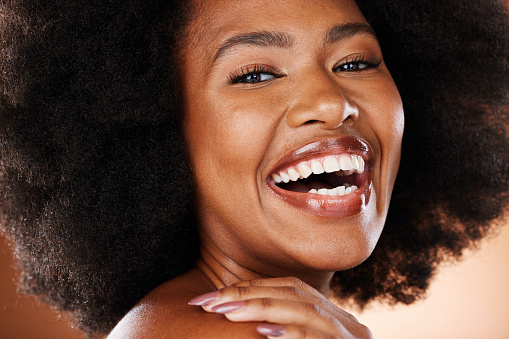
[188,277,373,339]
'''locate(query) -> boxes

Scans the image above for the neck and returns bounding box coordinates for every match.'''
[196,239,335,297]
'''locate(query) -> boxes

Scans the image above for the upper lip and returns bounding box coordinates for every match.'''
[267,135,373,177]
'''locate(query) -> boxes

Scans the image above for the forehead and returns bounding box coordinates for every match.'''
[184,0,368,59]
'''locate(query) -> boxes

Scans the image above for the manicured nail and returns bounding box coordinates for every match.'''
[188,291,220,306]
[211,301,245,314]
[257,324,285,337]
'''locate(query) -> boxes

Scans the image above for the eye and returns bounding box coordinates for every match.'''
[228,65,283,84]
[337,62,371,71]
[334,54,383,73]
[241,72,276,83]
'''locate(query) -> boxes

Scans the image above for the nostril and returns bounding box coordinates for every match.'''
[285,90,357,129]
[303,120,320,125]
[343,114,355,124]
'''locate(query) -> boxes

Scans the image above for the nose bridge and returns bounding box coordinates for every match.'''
[286,69,358,129]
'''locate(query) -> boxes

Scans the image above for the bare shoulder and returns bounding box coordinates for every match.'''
[107,269,264,339]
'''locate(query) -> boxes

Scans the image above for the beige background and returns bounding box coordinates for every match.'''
[350,223,509,339]
[1,2,508,337]
[1,222,508,339]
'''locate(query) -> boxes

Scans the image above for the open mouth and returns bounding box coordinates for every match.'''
[270,154,365,197]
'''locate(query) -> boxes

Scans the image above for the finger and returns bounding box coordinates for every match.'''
[189,283,360,327]
[199,285,309,310]
[188,286,307,309]
[193,283,358,325]
[257,324,342,339]
[232,277,323,299]
[231,277,359,323]
[210,298,351,337]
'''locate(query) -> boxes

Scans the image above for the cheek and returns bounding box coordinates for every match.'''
[373,83,404,210]
[183,90,283,243]
[352,77,403,212]
[378,88,404,170]
[357,78,404,156]
[183,92,278,192]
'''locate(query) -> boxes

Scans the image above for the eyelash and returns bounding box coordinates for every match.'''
[228,65,282,85]
[228,54,383,85]
[333,54,383,72]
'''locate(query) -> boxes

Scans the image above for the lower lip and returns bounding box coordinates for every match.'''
[268,173,372,218]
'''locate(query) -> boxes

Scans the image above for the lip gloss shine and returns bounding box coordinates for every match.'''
[267,136,373,218]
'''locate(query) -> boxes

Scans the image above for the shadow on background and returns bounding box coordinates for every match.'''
[0,236,84,339]
[2,223,509,339]
[1,2,508,337]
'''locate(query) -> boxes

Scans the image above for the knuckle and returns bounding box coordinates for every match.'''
[247,279,260,287]
[303,302,322,318]
[282,285,302,297]
[260,297,273,310]
[234,286,250,299]
[349,314,359,323]
[286,276,304,287]
[350,322,373,339]
[339,309,359,323]
[232,279,255,287]
[294,327,310,339]
[292,327,338,339]
[233,280,256,287]
[359,324,373,339]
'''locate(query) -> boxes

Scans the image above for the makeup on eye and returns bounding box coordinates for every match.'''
[333,53,383,72]
[227,53,383,85]
[228,64,284,84]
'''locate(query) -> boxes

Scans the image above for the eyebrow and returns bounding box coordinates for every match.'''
[212,31,293,64]
[211,22,377,65]
[324,22,377,44]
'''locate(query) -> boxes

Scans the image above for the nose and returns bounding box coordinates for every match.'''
[285,71,359,129]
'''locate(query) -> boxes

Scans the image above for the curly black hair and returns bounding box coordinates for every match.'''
[1,0,508,336]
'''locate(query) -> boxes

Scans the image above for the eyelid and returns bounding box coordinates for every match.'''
[333,53,383,72]
[228,64,284,84]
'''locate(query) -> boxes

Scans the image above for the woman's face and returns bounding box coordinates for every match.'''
[181,0,404,276]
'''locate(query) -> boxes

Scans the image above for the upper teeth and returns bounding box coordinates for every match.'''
[271,154,365,184]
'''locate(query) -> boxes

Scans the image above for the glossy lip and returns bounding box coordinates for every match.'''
[267,136,374,218]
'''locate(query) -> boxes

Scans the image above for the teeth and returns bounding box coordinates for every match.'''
[356,157,365,174]
[308,185,358,196]
[280,172,291,183]
[310,160,325,174]
[351,156,360,170]
[272,154,365,186]
[317,188,328,195]
[323,156,340,173]
[288,168,301,181]
[337,186,346,196]
[297,163,312,179]
[271,173,282,183]
[338,154,354,171]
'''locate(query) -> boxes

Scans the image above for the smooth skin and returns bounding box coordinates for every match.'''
[108,0,403,337]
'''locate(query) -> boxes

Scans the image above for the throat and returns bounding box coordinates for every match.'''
[196,242,334,296]
[197,243,266,289]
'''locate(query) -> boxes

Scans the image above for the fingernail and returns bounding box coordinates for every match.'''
[188,291,220,306]
[211,301,245,314]
[257,324,285,337]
